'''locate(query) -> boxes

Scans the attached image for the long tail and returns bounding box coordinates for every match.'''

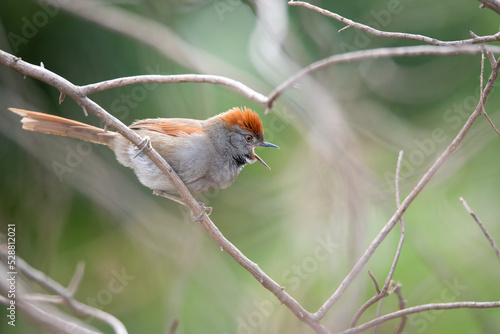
[8,108,117,149]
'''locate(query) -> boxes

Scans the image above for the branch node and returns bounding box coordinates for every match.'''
[338,25,352,33]
[368,271,381,294]
[59,92,66,104]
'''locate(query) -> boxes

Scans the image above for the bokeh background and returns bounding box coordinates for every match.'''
[1,0,500,333]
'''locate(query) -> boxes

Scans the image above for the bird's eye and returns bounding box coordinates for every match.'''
[245,135,253,142]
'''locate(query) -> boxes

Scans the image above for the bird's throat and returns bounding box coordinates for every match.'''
[232,154,249,167]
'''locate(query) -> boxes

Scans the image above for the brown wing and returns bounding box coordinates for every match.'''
[130,118,204,137]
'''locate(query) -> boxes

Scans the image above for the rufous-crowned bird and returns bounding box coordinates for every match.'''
[8,107,279,212]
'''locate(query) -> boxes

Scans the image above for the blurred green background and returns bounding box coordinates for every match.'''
[1,0,500,333]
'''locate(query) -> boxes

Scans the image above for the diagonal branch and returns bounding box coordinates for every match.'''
[288,1,500,46]
[313,55,500,321]
[350,151,406,329]
[477,0,500,15]
[0,244,126,334]
[0,48,328,334]
[393,284,407,334]
[460,197,500,262]
[339,301,500,334]
[478,51,500,136]
[266,45,500,111]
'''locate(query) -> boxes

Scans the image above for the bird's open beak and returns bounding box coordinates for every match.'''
[252,142,279,170]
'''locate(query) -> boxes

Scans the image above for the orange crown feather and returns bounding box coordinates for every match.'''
[219,107,264,136]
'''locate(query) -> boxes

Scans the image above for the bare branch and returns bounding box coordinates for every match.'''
[350,151,406,329]
[373,151,407,333]
[314,55,500,320]
[477,50,500,135]
[167,318,179,334]
[460,197,500,262]
[0,244,126,334]
[67,262,86,296]
[339,301,500,334]
[393,284,407,334]
[289,1,500,46]
[80,75,268,106]
[368,271,380,294]
[382,150,405,293]
[0,48,329,334]
[267,45,500,111]
[350,292,385,328]
[477,0,500,15]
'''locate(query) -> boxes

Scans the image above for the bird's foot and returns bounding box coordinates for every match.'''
[192,203,212,222]
[133,135,151,159]
[153,190,212,221]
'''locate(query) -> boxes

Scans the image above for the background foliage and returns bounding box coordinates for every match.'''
[1,0,499,333]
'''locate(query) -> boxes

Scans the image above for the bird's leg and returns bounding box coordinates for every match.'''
[153,189,186,206]
[153,190,212,221]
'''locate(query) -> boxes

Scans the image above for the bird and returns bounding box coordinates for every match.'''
[8,107,279,202]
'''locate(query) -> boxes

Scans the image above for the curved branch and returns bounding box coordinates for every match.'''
[289,1,500,46]
[267,44,500,110]
[314,54,500,320]
[0,48,328,334]
[0,244,125,334]
[350,151,406,329]
[460,197,500,262]
[80,74,268,106]
[478,0,500,15]
[339,301,500,334]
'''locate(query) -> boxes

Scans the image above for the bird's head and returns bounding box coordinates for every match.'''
[216,107,279,169]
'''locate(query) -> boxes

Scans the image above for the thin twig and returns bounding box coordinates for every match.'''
[339,301,500,334]
[0,244,127,334]
[67,262,86,296]
[373,151,407,333]
[382,150,406,293]
[368,271,380,294]
[0,48,329,334]
[80,74,268,106]
[350,293,385,328]
[478,51,500,136]
[288,1,500,46]
[351,151,406,329]
[477,0,500,15]
[460,197,500,262]
[167,318,179,334]
[393,284,407,334]
[314,55,500,321]
[267,45,500,111]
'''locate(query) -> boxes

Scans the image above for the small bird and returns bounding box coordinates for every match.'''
[8,107,279,198]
